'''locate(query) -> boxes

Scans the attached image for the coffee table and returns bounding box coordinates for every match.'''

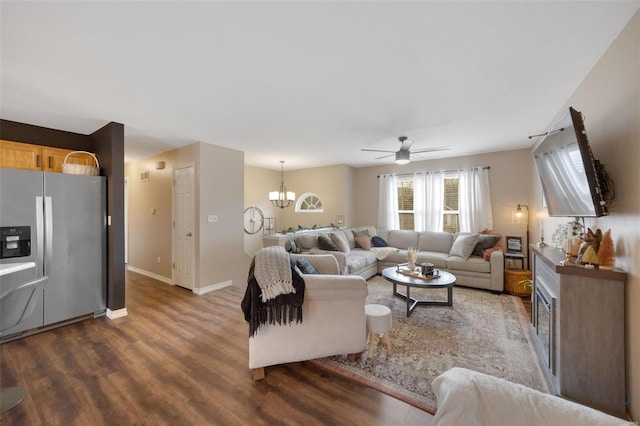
[381,266,456,317]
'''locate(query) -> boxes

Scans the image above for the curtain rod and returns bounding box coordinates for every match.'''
[377,166,490,178]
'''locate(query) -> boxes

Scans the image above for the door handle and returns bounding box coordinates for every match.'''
[186,232,193,237]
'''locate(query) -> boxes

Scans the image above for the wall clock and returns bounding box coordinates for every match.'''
[243,206,264,234]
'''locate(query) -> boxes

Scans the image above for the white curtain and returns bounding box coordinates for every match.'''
[413,173,425,232]
[414,171,444,232]
[378,174,399,231]
[458,167,493,232]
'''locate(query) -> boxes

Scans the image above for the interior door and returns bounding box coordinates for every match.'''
[173,166,194,290]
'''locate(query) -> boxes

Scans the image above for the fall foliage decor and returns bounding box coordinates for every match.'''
[597,229,616,269]
[581,245,599,266]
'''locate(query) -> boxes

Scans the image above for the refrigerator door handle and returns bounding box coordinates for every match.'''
[44,196,53,276]
[36,196,45,277]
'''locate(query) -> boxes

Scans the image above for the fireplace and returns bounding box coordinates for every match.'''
[534,281,555,374]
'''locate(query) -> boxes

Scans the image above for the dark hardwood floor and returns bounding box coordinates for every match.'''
[1,271,432,425]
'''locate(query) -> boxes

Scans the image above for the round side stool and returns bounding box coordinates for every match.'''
[364,304,393,358]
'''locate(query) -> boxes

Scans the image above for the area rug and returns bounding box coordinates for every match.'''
[310,276,548,414]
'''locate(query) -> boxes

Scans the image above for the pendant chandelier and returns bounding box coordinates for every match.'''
[269,160,295,209]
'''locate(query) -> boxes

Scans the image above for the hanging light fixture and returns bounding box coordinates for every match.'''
[269,161,295,209]
[395,150,410,165]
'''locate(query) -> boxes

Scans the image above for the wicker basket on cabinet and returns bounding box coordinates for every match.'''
[62,151,100,176]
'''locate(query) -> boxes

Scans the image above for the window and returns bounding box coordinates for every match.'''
[443,177,460,233]
[295,193,324,213]
[397,179,414,230]
[395,176,459,232]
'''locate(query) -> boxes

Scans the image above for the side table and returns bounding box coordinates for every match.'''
[504,252,526,269]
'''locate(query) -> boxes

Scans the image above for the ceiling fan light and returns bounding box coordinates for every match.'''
[395,150,410,165]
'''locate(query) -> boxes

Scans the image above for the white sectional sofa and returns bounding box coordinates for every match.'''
[289,226,505,292]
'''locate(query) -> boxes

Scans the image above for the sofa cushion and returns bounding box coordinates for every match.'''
[388,230,419,249]
[318,234,339,251]
[383,250,447,269]
[415,251,450,269]
[418,231,455,253]
[330,232,350,254]
[297,234,318,250]
[472,234,501,257]
[347,256,367,273]
[296,258,319,274]
[371,236,389,247]
[376,229,389,242]
[350,248,378,266]
[449,234,479,260]
[447,256,491,273]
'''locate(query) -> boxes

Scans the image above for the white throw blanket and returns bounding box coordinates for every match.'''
[254,246,295,302]
[369,246,399,260]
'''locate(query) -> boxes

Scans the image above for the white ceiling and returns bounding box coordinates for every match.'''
[1,1,638,170]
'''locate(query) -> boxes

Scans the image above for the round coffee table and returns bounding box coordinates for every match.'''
[381,266,456,317]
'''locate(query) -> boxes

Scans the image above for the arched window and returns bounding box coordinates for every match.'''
[295,193,324,213]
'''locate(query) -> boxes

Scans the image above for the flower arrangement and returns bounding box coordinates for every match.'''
[407,246,419,270]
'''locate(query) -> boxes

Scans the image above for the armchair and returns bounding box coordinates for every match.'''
[248,254,368,380]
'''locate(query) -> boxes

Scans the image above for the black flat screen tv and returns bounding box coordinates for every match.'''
[533,107,608,217]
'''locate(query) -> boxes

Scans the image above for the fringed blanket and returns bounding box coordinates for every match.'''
[241,247,305,337]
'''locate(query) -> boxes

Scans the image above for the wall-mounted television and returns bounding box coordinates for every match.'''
[533,107,609,217]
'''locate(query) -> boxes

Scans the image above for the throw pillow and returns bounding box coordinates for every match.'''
[449,234,480,260]
[296,258,319,275]
[317,234,339,251]
[354,235,373,250]
[297,234,318,250]
[371,236,389,247]
[288,240,301,254]
[472,235,501,257]
[330,232,351,254]
[483,246,502,261]
[352,229,370,238]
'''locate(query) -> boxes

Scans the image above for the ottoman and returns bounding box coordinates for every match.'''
[364,304,393,358]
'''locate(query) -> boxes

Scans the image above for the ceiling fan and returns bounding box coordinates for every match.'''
[361,136,450,165]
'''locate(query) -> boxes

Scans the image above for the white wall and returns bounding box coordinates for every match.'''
[126,142,249,290]
[244,164,357,259]
[244,166,282,258]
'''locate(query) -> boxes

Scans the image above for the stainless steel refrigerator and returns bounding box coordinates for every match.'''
[0,168,106,339]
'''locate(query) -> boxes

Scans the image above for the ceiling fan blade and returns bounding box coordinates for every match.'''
[400,138,414,151]
[375,153,396,160]
[361,148,396,153]
[411,147,450,153]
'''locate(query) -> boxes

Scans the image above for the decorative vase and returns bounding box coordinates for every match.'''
[408,260,415,271]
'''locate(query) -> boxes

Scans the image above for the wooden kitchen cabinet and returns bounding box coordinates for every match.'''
[0,140,91,172]
[0,140,41,170]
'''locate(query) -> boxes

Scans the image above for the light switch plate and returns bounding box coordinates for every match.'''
[208,215,218,223]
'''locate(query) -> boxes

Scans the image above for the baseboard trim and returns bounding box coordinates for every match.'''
[127,265,173,285]
[106,308,128,319]
[194,280,233,295]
